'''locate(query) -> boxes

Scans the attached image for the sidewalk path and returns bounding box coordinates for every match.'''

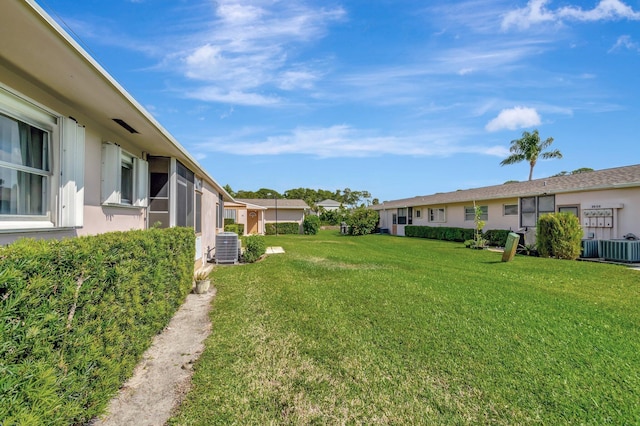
[93,288,216,426]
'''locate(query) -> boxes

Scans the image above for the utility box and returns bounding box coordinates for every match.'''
[502,232,520,262]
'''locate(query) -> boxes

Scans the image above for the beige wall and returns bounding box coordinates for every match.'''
[264,209,304,223]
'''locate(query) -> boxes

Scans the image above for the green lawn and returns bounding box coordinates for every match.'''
[169,230,640,425]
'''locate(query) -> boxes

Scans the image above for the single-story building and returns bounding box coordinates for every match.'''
[223,200,266,235]
[372,164,640,247]
[234,198,310,234]
[316,199,342,211]
[0,1,233,267]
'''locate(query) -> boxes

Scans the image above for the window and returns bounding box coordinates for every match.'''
[397,208,407,225]
[504,204,518,216]
[558,205,579,217]
[176,161,194,227]
[416,209,421,218]
[465,205,488,221]
[101,143,148,207]
[195,191,202,234]
[0,113,50,216]
[429,208,446,223]
[217,193,224,228]
[224,208,237,221]
[120,153,134,205]
[520,195,555,227]
[1,87,85,229]
[392,213,397,225]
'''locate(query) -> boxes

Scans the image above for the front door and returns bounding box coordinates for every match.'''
[248,210,258,234]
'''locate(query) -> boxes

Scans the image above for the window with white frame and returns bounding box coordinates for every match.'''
[503,204,518,216]
[428,207,446,223]
[1,87,85,228]
[465,205,488,221]
[101,142,148,207]
[0,112,50,216]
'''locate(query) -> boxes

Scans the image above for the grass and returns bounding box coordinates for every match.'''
[169,230,640,425]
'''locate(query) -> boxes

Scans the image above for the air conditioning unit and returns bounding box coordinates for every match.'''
[215,232,239,264]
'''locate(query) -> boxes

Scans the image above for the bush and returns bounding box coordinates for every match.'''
[0,228,194,425]
[484,229,512,247]
[537,213,583,260]
[303,215,321,235]
[346,207,379,236]
[265,222,300,235]
[405,226,475,242]
[224,223,244,236]
[224,218,235,226]
[242,235,266,263]
[319,208,347,226]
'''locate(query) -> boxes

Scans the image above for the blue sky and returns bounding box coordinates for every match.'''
[38,0,640,202]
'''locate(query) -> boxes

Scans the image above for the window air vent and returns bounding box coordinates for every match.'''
[112,118,139,134]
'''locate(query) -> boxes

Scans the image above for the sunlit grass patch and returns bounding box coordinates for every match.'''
[169,230,640,425]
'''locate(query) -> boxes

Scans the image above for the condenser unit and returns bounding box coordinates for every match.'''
[215,232,239,264]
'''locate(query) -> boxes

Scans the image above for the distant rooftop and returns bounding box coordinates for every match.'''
[372,164,640,210]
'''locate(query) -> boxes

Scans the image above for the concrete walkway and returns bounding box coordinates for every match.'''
[93,288,216,426]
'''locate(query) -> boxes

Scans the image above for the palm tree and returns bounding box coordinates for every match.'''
[500,129,562,181]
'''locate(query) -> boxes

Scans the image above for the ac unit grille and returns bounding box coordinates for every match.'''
[215,232,239,264]
[598,240,640,263]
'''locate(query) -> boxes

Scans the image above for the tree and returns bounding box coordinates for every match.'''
[223,184,236,197]
[500,129,562,181]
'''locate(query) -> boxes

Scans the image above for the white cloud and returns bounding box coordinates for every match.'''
[502,0,640,30]
[195,125,508,159]
[485,106,541,131]
[172,1,346,105]
[186,87,280,106]
[609,35,640,53]
[502,0,557,30]
[558,0,640,21]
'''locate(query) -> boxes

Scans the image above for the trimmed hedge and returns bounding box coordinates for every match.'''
[484,229,512,247]
[405,225,475,242]
[265,222,301,235]
[224,223,245,236]
[0,227,195,425]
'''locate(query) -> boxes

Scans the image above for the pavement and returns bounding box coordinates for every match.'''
[266,246,285,254]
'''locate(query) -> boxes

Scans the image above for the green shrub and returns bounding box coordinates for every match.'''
[319,208,347,226]
[265,222,300,235]
[405,226,475,242]
[537,213,583,260]
[303,215,321,235]
[484,229,512,247]
[0,227,194,425]
[242,235,266,263]
[224,218,235,226]
[224,223,244,236]
[346,207,379,236]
